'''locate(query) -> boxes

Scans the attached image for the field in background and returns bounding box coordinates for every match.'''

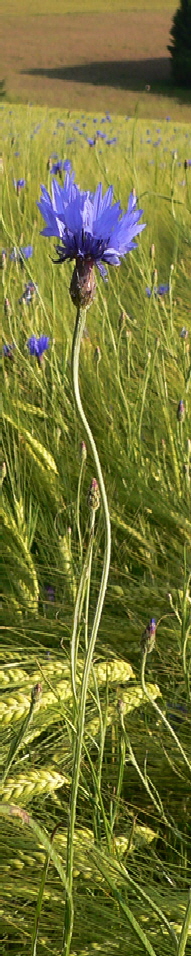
[1,0,191,121]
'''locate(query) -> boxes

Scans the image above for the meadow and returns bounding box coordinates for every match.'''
[1,97,191,956]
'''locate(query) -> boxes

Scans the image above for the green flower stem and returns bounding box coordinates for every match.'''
[110,719,126,833]
[141,650,191,774]
[177,888,191,956]
[0,685,41,787]
[63,306,111,956]
[84,510,95,651]
[71,509,95,700]
[76,452,86,562]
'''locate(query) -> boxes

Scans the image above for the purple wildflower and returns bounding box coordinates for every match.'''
[63,159,72,172]
[50,160,71,176]
[37,170,146,283]
[106,138,117,146]
[146,283,169,298]
[10,245,33,266]
[13,178,26,195]
[19,281,38,304]
[27,335,49,361]
[2,343,15,360]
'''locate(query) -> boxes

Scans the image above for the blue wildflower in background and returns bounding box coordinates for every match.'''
[146,283,169,298]
[50,159,71,176]
[10,245,33,266]
[19,281,38,304]
[37,169,145,307]
[27,335,49,361]
[13,178,26,194]
[2,343,15,360]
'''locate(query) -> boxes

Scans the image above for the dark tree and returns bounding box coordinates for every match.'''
[168,0,191,86]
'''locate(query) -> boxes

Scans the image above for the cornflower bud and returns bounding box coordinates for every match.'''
[31,682,42,703]
[80,440,87,462]
[177,399,185,422]
[117,698,125,716]
[4,297,11,315]
[70,257,96,309]
[94,345,101,364]
[140,618,156,654]
[87,477,100,511]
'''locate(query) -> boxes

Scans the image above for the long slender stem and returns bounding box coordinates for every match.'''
[141,650,191,774]
[63,306,111,955]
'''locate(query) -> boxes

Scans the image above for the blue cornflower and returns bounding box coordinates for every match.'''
[2,343,15,359]
[13,178,26,194]
[10,245,33,265]
[106,138,117,146]
[19,281,38,304]
[146,283,169,298]
[50,159,71,176]
[27,335,50,360]
[63,159,72,172]
[37,171,146,283]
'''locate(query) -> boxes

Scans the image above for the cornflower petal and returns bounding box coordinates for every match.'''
[37,170,146,278]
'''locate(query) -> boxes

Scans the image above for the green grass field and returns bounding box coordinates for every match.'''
[1,99,191,955]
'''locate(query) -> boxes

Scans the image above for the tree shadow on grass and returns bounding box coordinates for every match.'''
[21,59,191,103]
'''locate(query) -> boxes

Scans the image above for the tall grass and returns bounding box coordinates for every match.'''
[1,103,191,955]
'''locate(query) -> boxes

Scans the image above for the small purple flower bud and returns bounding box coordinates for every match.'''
[87,477,100,511]
[141,617,156,654]
[177,399,185,422]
